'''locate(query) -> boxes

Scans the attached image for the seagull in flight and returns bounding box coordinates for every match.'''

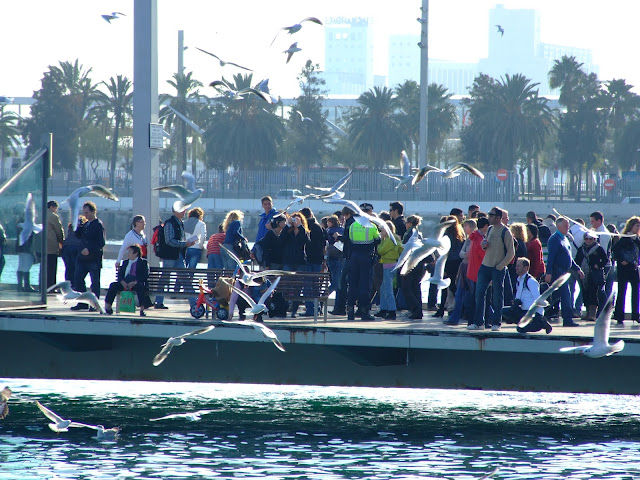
[48,280,82,303]
[305,170,352,199]
[196,47,253,72]
[553,208,635,248]
[427,236,452,288]
[36,401,90,433]
[257,79,279,103]
[102,12,126,23]
[0,387,11,420]
[281,194,314,213]
[560,294,624,358]
[154,171,203,212]
[518,273,571,329]
[63,185,119,231]
[209,79,272,103]
[495,24,504,36]
[395,219,456,275]
[295,110,312,122]
[153,325,216,366]
[380,150,414,189]
[271,17,323,46]
[222,276,281,316]
[439,162,485,180]
[220,246,294,286]
[223,319,286,352]
[150,409,221,422]
[283,42,302,64]
[412,164,443,185]
[322,197,397,246]
[18,193,42,246]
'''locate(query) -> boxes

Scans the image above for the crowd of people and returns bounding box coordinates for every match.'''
[37,194,640,331]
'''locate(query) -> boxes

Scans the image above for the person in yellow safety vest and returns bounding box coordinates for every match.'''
[346,213,380,321]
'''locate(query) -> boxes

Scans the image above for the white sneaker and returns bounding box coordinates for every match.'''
[467,324,484,330]
[491,325,501,331]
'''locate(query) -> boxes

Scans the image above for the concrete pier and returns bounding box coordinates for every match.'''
[1,302,638,394]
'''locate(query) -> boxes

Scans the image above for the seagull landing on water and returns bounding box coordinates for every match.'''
[63,185,119,231]
[102,12,126,23]
[150,409,221,422]
[220,246,294,287]
[18,193,42,246]
[153,325,216,367]
[196,47,253,72]
[0,387,12,420]
[271,17,323,46]
[153,171,204,213]
[36,401,89,433]
[560,294,624,358]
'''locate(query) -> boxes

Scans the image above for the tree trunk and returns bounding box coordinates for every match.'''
[534,156,541,196]
[110,119,120,189]
[181,122,188,173]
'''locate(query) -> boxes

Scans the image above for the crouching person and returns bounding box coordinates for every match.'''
[105,244,153,316]
[502,257,553,334]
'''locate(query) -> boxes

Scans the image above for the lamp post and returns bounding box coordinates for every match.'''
[418,0,429,168]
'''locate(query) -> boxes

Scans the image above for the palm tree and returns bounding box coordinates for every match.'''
[614,119,640,171]
[548,56,587,112]
[87,75,133,188]
[427,83,458,162]
[348,86,405,171]
[605,79,640,132]
[394,80,420,164]
[159,72,203,173]
[204,74,284,169]
[0,108,21,170]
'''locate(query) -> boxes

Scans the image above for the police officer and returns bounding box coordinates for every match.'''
[346,203,380,320]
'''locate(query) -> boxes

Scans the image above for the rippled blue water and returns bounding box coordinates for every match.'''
[1,379,639,479]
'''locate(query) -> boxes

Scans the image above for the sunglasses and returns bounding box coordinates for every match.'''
[488,212,498,217]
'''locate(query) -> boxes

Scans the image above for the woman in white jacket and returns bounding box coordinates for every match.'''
[184,207,207,269]
[116,215,148,267]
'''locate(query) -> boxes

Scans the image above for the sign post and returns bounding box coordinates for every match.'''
[603,178,615,191]
[497,169,508,181]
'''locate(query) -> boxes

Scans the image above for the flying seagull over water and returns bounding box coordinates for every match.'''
[18,193,42,246]
[0,387,11,420]
[305,170,352,199]
[495,24,504,36]
[36,401,89,433]
[154,171,203,212]
[283,42,302,64]
[222,319,286,352]
[518,273,571,329]
[102,12,125,23]
[380,150,414,189]
[153,325,216,367]
[560,294,624,358]
[74,423,121,441]
[209,79,272,103]
[322,197,397,246]
[150,409,221,422]
[196,47,253,72]
[271,17,323,46]
[220,246,294,286]
[63,185,119,231]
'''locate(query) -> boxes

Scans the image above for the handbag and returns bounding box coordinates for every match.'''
[234,238,251,261]
[588,268,605,287]
[119,291,136,313]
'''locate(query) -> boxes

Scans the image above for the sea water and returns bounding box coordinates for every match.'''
[0,379,639,479]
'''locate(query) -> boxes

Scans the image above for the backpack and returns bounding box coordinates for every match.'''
[251,237,265,266]
[151,222,166,258]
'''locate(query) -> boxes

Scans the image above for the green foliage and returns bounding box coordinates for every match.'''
[0,108,22,158]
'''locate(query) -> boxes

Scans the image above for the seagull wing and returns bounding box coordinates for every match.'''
[220,245,248,275]
[593,293,615,348]
[478,466,500,479]
[246,321,286,352]
[305,185,332,193]
[76,292,105,314]
[257,277,281,305]
[331,170,353,192]
[380,172,403,183]
[181,171,196,192]
[434,219,457,240]
[449,162,485,179]
[178,325,216,340]
[412,165,444,185]
[86,185,119,201]
[36,401,66,424]
[225,61,253,72]
[195,47,222,63]
[400,238,442,275]
[321,197,363,216]
[301,17,323,26]
[401,150,411,177]
[518,273,571,328]
[153,184,191,199]
[209,80,232,91]
[366,214,397,245]
[221,279,257,308]
[251,270,296,279]
[0,387,11,402]
[152,342,175,367]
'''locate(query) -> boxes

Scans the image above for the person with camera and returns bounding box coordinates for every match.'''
[575,230,608,321]
[501,257,553,334]
[281,212,311,318]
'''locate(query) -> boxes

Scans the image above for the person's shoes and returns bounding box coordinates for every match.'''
[330,309,346,316]
[545,322,553,334]
[563,321,580,327]
[70,303,89,311]
[347,308,355,321]
[88,307,97,312]
[408,311,422,320]
[432,310,444,318]
[374,310,387,318]
[290,312,297,318]
[359,313,375,321]
[443,320,459,326]
[617,319,624,325]
[386,311,396,320]
[491,325,501,331]
[467,324,484,330]
[154,304,168,310]
[140,310,146,317]
[300,311,315,317]
[238,313,246,320]
[105,306,113,315]
[426,305,437,311]
[572,309,582,318]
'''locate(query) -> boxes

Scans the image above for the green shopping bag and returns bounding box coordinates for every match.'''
[119,291,136,313]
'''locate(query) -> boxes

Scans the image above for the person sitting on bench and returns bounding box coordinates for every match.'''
[105,244,153,316]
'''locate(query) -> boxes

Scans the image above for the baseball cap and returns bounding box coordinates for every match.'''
[359,202,374,212]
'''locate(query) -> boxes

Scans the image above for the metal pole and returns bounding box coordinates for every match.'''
[133,0,160,266]
[418,0,429,168]
[178,30,184,74]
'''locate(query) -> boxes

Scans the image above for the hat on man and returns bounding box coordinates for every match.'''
[584,230,598,240]
[359,202,374,213]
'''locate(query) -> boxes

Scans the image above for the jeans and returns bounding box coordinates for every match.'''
[334,260,350,311]
[185,248,202,269]
[615,264,639,320]
[327,258,343,296]
[474,265,506,327]
[305,263,322,313]
[155,253,185,306]
[61,244,81,288]
[380,267,396,311]
[448,276,474,324]
[221,243,237,270]
[550,271,574,324]
[207,253,223,269]
[74,258,102,299]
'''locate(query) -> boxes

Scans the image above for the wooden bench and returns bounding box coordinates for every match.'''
[145,267,331,322]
